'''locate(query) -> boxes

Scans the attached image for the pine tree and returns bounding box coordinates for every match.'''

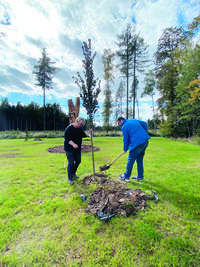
[131,35,149,118]
[116,24,134,118]
[102,49,115,130]
[116,24,149,118]
[115,80,125,120]
[33,48,57,131]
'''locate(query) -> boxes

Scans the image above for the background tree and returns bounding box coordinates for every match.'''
[33,48,57,131]
[115,80,125,120]
[141,70,156,128]
[102,49,115,130]
[0,99,68,131]
[116,24,134,118]
[176,45,200,136]
[188,14,200,36]
[130,76,139,119]
[154,26,187,136]
[131,34,149,118]
[116,24,149,119]
[16,102,22,130]
[73,39,101,127]
[0,98,9,130]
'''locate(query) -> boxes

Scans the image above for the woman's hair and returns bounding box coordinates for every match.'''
[75,117,85,126]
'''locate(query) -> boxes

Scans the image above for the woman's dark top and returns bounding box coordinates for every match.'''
[64,124,87,152]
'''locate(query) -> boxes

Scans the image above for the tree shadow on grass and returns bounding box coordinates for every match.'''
[134,180,200,221]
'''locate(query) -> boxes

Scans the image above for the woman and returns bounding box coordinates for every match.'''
[64,117,92,185]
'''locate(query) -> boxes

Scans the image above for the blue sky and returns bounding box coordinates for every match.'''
[0,0,199,124]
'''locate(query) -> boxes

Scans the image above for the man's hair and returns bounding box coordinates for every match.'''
[75,117,85,126]
[117,117,125,122]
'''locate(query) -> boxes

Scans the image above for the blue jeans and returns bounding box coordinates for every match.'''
[124,140,149,178]
[65,150,81,179]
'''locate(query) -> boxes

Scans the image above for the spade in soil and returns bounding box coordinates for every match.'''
[99,151,126,171]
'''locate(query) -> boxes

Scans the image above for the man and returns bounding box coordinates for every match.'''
[117,117,150,182]
[64,117,92,185]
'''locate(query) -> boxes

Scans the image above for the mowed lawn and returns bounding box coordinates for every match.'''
[0,136,199,266]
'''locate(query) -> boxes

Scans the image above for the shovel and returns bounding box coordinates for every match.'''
[99,151,126,172]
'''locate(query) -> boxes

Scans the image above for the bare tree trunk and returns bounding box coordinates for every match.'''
[43,86,46,131]
[136,99,139,119]
[126,45,129,119]
[152,94,156,130]
[132,49,136,119]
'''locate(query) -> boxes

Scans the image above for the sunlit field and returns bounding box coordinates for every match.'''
[0,137,199,266]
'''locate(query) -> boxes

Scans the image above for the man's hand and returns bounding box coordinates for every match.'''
[123,151,127,153]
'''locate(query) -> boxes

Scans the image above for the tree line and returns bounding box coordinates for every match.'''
[153,17,200,137]
[0,98,69,131]
[100,16,200,137]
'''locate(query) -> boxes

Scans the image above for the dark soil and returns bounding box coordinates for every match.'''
[99,164,110,171]
[48,145,100,153]
[82,173,157,219]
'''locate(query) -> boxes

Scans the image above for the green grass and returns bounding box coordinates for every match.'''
[0,137,200,266]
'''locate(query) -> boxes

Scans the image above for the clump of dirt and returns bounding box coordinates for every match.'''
[82,173,126,189]
[48,145,100,153]
[82,174,157,219]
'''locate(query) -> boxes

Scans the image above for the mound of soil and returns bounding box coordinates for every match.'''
[48,145,100,153]
[82,174,157,220]
[82,173,127,189]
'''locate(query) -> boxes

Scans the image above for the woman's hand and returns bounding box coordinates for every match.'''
[69,140,78,149]
[87,129,93,136]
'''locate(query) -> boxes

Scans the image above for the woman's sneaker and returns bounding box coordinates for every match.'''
[131,176,143,181]
[68,178,74,185]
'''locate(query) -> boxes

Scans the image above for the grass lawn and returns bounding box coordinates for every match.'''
[0,136,200,266]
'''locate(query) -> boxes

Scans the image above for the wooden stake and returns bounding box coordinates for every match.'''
[90,132,95,178]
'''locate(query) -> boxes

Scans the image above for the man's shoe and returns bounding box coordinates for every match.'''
[131,176,143,181]
[68,178,74,185]
[73,174,79,179]
[119,174,130,182]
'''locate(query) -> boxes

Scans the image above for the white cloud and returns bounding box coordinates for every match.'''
[0,0,199,121]
[134,0,178,44]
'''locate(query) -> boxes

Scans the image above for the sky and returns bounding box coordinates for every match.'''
[0,0,199,125]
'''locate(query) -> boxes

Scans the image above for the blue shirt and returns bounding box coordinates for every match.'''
[121,119,150,152]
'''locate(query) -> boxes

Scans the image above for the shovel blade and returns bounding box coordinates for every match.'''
[99,164,110,172]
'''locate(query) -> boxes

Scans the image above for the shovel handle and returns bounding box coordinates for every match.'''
[109,151,126,166]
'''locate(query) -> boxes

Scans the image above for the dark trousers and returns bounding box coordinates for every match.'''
[65,150,81,179]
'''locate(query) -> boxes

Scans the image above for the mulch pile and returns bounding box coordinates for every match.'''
[48,145,100,153]
[82,173,157,220]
